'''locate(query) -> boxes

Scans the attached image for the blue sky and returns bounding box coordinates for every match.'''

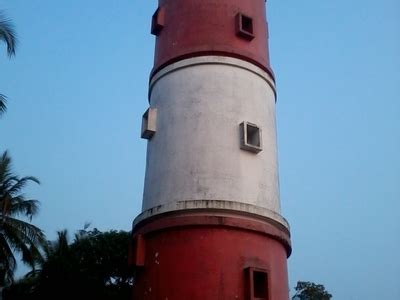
[1,0,399,299]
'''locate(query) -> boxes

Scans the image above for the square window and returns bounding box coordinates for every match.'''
[245,267,270,300]
[141,108,157,140]
[240,122,262,153]
[236,13,255,41]
[151,7,165,36]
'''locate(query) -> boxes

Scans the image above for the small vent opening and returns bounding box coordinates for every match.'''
[245,267,270,300]
[253,271,268,299]
[239,122,262,153]
[236,13,255,41]
[242,15,254,34]
[246,123,261,148]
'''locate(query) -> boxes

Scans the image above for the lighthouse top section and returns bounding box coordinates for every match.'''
[150,0,273,79]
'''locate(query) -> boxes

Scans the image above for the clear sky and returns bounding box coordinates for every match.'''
[1,0,399,299]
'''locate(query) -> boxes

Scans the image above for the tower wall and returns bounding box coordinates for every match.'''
[152,0,273,77]
[131,1,291,299]
[132,212,290,300]
[138,56,286,228]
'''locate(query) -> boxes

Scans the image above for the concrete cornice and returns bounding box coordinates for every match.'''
[133,199,290,231]
[148,56,277,102]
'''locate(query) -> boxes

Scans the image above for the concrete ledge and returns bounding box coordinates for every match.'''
[134,199,290,231]
[148,56,277,101]
[132,207,292,257]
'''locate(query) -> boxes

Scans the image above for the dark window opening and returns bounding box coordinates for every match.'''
[253,271,268,299]
[242,15,253,34]
[245,267,269,300]
[246,123,261,148]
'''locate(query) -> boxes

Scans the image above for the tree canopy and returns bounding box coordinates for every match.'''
[292,281,332,300]
[3,228,133,300]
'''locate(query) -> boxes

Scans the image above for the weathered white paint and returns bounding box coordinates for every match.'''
[139,56,288,229]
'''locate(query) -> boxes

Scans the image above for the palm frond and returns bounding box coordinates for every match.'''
[0,234,17,270]
[8,176,40,196]
[55,230,69,254]
[0,94,7,115]
[0,151,10,164]
[2,219,45,273]
[74,222,91,242]
[2,217,46,247]
[8,197,40,219]
[28,241,44,266]
[0,151,12,184]
[44,230,70,260]
[2,226,36,268]
[0,12,17,57]
[0,176,19,197]
[24,268,41,278]
[0,233,17,284]
[84,222,91,231]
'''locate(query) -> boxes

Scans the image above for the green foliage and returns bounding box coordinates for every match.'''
[292,281,332,300]
[3,228,133,300]
[0,11,17,117]
[0,151,44,286]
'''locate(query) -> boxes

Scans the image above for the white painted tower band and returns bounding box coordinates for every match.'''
[137,56,288,229]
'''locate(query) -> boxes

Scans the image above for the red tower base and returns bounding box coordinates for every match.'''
[130,210,291,300]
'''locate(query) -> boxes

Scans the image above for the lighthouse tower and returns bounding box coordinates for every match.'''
[131,0,291,299]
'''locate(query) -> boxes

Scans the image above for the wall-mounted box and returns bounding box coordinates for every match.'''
[236,13,255,41]
[141,108,157,140]
[151,7,165,36]
[129,234,145,268]
[240,121,262,153]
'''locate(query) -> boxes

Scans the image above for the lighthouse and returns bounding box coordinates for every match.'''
[131,0,291,299]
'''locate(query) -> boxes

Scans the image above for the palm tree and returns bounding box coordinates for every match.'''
[1,230,71,299]
[0,11,17,116]
[0,151,45,287]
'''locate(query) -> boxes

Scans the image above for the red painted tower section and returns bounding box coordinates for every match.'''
[132,212,291,299]
[151,0,274,79]
[131,1,291,299]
